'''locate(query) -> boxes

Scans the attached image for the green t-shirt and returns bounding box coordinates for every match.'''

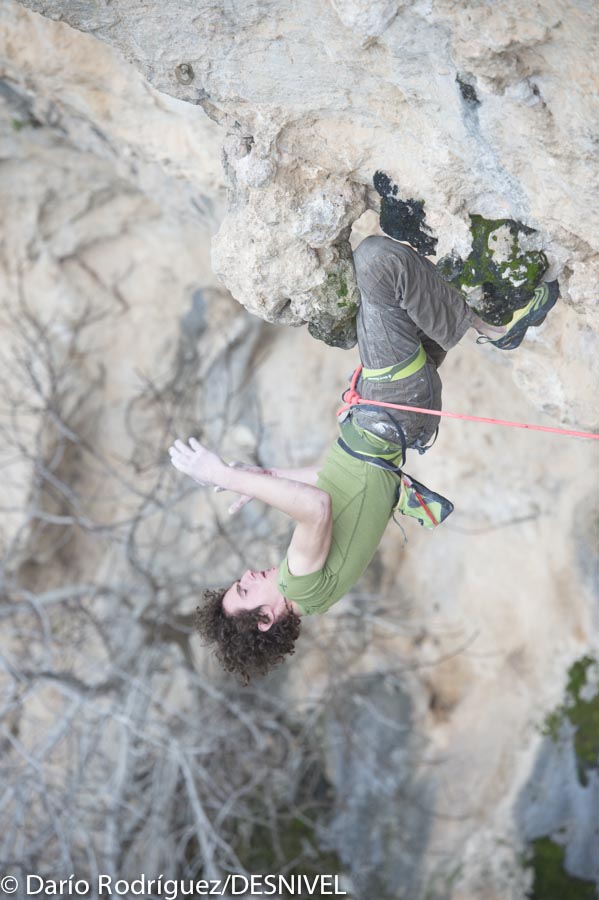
[277,437,399,615]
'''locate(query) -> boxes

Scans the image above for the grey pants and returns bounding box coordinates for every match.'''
[352,236,476,449]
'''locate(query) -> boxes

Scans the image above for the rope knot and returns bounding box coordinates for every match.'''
[343,388,361,406]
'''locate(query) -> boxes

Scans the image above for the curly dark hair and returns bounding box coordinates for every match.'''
[195,588,302,684]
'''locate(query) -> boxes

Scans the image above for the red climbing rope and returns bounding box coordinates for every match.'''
[337,365,599,441]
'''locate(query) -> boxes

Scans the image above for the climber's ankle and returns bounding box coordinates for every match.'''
[471,314,506,338]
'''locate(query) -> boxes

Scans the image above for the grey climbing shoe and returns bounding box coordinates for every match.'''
[477,280,560,350]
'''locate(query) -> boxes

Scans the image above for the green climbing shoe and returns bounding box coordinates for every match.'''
[394,474,454,529]
[477,280,560,350]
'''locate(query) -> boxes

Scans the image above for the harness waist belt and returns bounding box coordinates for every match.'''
[361,343,427,383]
[338,417,406,466]
[337,438,403,474]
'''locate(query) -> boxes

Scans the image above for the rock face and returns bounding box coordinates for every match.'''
[14,0,599,372]
[323,674,436,899]
[1,3,598,900]
[1,1,226,225]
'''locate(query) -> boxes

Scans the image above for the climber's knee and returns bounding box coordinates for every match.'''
[353,235,390,276]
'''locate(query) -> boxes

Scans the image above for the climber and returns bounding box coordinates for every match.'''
[169,235,559,683]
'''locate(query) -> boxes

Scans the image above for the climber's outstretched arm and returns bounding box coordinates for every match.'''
[270,464,321,486]
[169,438,332,572]
[214,463,322,515]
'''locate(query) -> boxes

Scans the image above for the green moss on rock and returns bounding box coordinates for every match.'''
[527,838,597,900]
[436,215,549,325]
[306,242,360,348]
[328,271,349,299]
[542,656,599,786]
[307,313,357,348]
[241,814,342,877]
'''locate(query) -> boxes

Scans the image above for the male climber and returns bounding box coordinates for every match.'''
[169,235,559,683]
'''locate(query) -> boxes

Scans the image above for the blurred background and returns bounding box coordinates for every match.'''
[0,3,598,898]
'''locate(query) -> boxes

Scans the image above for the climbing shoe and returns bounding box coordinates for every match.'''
[393,473,454,529]
[477,280,560,350]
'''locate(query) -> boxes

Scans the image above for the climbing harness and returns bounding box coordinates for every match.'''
[338,365,599,441]
[337,419,452,530]
[350,343,438,456]
[335,357,598,531]
[338,415,406,467]
[337,434,453,530]
[361,343,427,382]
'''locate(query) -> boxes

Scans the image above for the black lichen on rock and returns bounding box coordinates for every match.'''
[436,215,549,325]
[456,74,480,106]
[373,171,438,256]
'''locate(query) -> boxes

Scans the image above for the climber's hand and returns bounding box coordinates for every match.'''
[168,437,225,487]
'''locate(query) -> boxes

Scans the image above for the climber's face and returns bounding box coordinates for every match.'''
[222,567,286,631]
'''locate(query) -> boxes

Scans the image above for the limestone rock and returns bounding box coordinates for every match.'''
[0,1,226,226]
[212,145,367,343]
[330,0,401,40]
[13,0,599,418]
